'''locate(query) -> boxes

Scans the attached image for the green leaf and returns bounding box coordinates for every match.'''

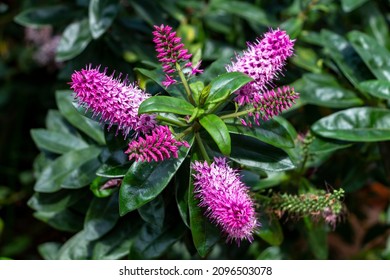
[280,17,303,39]
[61,157,102,189]
[359,80,390,99]
[90,177,119,198]
[130,223,185,259]
[135,68,184,99]
[84,193,119,241]
[293,73,363,108]
[365,2,390,49]
[304,218,328,259]
[348,31,390,81]
[38,242,61,260]
[34,209,84,232]
[225,118,294,149]
[228,134,295,172]
[137,195,165,229]
[212,1,273,26]
[56,90,105,145]
[31,129,88,154]
[138,96,195,116]
[28,189,89,212]
[56,19,92,62]
[57,230,93,259]
[92,220,139,260]
[119,136,194,215]
[96,163,131,178]
[308,136,352,155]
[199,114,231,155]
[14,5,72,27]
[257,214,284,246]
[321,30,373,88]
[45,110,73,134]
[175,158,191,228]
[34,146,101,193]
[311,107,390,142]
[206,72,252,105]
[89,0,119,39]
[188,170,220,257]
[341,0,369,12]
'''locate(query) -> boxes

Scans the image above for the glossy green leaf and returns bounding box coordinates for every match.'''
[359,80,390,99]
[119,136,194,215]
[312,107,390,142]
[304,218,328,259]
[365,2,390,49]
[89,0,119,39]
[34,146,101,193]
[138,195,165,229]
[84,193,119,241]
[225,118,294,149]
[31,129,88,154]
[130,223,185,259]
[206,72,252,105]
[199,114,231,155]
[188,172,220,257]
[308,136,352,155]
[56,90,105,145]
[228,134,295,172]
[96,163,131,178]
[38,242,61,260]
[212,1,273,26]
[28,189,89,212]
[45,110,73,134]
[293,73,363,108]
[56,19,92,62]
[135,68,184,99]
[14,5,71,27]
[34,209,84,232]
[57,230,92,260]
[321,30,373,88]
[341,0,369,12]
[175,158,191,228]
[280,17,303,39]
[92,220,139,260]
[138,96,195,116]
[257,213,284,246]
[61,157,102,189]
[348,31,390,81]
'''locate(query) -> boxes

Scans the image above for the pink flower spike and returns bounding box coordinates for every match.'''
[69,65,156,137]
[125,126,189,162]
[226,28,295,105]
[192,157,259,244]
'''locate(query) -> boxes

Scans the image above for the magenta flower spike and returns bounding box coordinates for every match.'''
[226,28,295,106]
[153,24,202,87]
[70,65,156,137]
[125,126,189,162]
[192,157,259,244]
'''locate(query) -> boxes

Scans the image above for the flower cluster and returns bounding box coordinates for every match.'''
[70,65,156,137]
[125,126,189,162]
[192,157,259,244]
[153,24,202,87]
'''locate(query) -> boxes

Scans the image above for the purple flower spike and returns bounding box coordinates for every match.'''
[226,28,294,105]
[70,65,156,137]
[153,24,202,87]
[192,157,259,244]
[125,126,190,162]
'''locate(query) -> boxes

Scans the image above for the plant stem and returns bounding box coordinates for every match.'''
[176,62,195,105]
[156,115,188,127]
[176,126,194,140]
[220,107,256,120]
[195,132,210,163]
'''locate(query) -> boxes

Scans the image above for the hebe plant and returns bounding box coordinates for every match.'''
[29,21,345,259]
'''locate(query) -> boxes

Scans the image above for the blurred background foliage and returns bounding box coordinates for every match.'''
[0,0,390,259]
